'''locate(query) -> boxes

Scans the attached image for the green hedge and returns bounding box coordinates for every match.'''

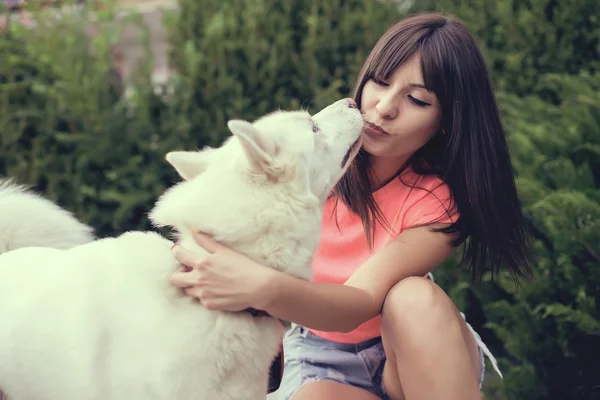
[416,1,600,398]
[1,0,598,398]
[434,71,600,400]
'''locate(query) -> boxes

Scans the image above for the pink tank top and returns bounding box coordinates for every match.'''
[308,168,457,344]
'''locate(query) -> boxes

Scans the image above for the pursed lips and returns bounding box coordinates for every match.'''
[364,121,389,136]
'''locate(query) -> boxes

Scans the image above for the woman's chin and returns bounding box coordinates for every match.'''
[360,141,385,157]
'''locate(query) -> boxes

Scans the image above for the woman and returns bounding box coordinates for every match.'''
[170,12,533,400]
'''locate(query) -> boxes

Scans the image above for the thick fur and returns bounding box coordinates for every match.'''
[0,179,95,253]
[0,99,363,400]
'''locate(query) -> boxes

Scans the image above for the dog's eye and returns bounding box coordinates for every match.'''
[312,122,319,133]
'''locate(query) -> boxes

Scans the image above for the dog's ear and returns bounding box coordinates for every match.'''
[165,149,213,180]
[227,120,274,169]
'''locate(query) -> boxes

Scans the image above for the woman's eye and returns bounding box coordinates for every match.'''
[312,122,319,133]
[371,77,389,87]
[408,95,431,107]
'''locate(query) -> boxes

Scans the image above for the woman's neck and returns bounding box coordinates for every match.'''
[367,154,411,191]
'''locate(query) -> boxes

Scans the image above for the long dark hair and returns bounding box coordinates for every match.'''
[333,12,534,282]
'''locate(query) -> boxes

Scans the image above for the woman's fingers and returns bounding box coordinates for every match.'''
[184,289,240,312]
[183,286,204,300]
[170,270,193,288]
[172,244,209,271]
[191,230,223,254]
[170,266,204,288]
[182,287,220,310]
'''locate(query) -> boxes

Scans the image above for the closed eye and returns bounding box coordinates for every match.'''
[408,95,431,107]
[371,77,389,87]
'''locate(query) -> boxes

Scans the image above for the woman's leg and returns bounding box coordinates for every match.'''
[291,380,381,400]
[380,277,483,400]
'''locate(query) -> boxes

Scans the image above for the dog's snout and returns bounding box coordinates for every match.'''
[345,98,357,109]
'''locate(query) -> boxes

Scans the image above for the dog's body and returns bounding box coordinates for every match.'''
[0,232,282,400]
[0,99,363,400]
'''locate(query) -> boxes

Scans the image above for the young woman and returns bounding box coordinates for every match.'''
[170,12,533,400]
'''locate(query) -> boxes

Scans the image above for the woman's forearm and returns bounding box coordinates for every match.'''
[259,271,377,333]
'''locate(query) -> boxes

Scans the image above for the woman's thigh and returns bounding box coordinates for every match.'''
[291,380,381,400]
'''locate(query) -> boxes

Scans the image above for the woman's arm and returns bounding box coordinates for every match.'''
[170,224,455,333]
[262,223,456,332]
[261,274,375,332]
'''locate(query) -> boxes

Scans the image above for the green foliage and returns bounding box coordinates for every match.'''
[1,0,599,398]
[168,0,401,144]
[483,75,600,399]
[0,4,185,236]
[0,0,402,236]
[419,1,600,397]
[415,0,600,96]
[436,73,600,400]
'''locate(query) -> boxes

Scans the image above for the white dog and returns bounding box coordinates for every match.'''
[0,179,95,253]
[0,98,363,400]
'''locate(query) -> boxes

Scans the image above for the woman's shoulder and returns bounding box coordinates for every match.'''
[386,169,457,229]
[322,169,457,231]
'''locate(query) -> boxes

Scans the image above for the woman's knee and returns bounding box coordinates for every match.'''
[381,276,458,336]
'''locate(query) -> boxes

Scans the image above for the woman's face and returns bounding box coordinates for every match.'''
[360,54,443,161]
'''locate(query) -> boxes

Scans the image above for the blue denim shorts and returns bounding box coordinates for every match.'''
[278,319,494,400]
[279,323,390,399]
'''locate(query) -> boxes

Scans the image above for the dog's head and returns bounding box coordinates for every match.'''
[150,98,363,238]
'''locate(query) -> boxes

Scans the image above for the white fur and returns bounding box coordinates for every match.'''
[0,99,363,400]
[0,180,95,253]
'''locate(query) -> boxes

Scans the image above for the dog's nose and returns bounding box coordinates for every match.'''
[345,98,357,109]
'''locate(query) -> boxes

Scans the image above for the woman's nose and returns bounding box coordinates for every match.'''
[375,95,399,120]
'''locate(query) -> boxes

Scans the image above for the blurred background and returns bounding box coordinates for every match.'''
[0,0,598,398]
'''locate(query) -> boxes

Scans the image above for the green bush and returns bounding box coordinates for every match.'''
[416,1,600,398]
[0,4,182,236]
[169,0,402,138]
[0,0,402,236]
[476,73,599,400]
[416,0,600,96]
[436,80,600,397]
[1,0,598,398]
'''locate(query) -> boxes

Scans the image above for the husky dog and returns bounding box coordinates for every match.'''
[0,179,94,253]
[0,98,363,400]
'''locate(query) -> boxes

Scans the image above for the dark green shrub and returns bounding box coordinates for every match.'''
[1,1,598,398]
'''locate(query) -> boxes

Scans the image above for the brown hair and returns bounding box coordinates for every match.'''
[333,12,534,281]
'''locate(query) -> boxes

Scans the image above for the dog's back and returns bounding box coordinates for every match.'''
[0,180,94,253]
[0,229,281,400]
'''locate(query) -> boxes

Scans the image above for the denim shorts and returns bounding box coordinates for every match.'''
[278,319,495,400]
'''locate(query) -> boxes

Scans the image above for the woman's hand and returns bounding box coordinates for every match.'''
[169,231,276,312]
